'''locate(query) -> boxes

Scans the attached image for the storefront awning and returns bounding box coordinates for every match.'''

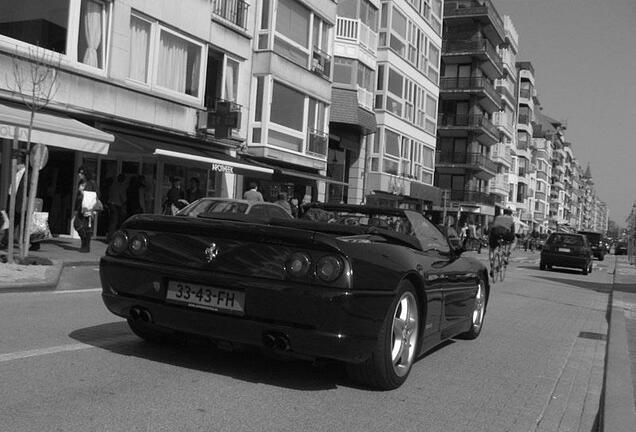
[0,102,113,154]
[108,132,273,176]
[240,156,348,186]
[154,149,274,175]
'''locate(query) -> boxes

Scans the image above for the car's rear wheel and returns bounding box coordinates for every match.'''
[459,278,487,340]
[346,280,419,390]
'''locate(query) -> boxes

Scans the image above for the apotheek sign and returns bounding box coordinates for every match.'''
[0,124,30,140]
[210,163,233,174]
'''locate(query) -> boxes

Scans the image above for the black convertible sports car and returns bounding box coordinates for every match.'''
[100,204,490,389]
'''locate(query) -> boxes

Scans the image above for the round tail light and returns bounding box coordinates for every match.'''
[110,231,129,255]
[286,252,311,278]
[129,233,149,255]
[316,255,344,282]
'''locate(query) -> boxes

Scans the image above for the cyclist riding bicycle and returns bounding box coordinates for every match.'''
[488,208,515,276]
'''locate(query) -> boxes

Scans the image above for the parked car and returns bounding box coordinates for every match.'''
[100,203,490,390]
[176,197,293,220]
[540,233,593,275]
[577,231,607,260]
[615,241,628,255]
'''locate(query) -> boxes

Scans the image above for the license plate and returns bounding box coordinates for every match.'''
[166,281,245,314]
[558,247,571,253]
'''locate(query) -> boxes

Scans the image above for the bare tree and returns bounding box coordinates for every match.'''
[6,46,60,262]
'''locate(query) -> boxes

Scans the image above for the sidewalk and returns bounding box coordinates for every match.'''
[604,257,636,431]
[0,236,106,291]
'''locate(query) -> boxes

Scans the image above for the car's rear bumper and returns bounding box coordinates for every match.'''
[541,252,589,269]
[100,256,394,363]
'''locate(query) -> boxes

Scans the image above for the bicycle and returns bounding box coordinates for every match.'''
[489,237,511,282]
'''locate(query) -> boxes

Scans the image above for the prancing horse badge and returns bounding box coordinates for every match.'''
[204,242,219,263]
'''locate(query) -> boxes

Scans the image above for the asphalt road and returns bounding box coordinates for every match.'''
[0,253,611,432]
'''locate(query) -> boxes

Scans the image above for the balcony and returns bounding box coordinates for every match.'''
[444,188,497,206]
[335,17,378,54]
[496,78,516,106]
[212,0,248,30]
[443,0,505,43]
[534,211,545,222]
[489,177,509,196]
[435,152,498,177]
[442,39,503,79]
[437,114,499,145]
[490,142,511,166]
[306,128,328,157]
[518,114,531,125]
[439,77,501,111]
[357,86,374,111]
[312,47,332,79]
[519,88,532,100]
[535,191,547,201]
[536,171,548,182]
[492,111,514,137]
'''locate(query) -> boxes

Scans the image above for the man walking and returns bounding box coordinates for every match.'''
[243,182,264,202]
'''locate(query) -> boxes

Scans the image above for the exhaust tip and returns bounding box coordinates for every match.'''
[262,333,277,349]
[140,309,152,323]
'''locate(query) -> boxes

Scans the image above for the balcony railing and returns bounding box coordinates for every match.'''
[212,0,248,29]
[443,0,505,41]
[436,152,498,173]
[442,39,503,73]
[335,17,378,53]
[439,77,499,104]
[307,128,328,157]
[536,171,548,182]
[312,47,332,79]
[357,86,374,111]
[437,114,499,138]
[490,142,511,164]
[535,191,546,201]
[444,188,496,206]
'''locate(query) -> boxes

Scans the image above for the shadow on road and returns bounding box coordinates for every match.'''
[69,321,350,391]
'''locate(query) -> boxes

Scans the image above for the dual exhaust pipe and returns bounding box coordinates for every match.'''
[129,306,152,323]
[262,332,291,352]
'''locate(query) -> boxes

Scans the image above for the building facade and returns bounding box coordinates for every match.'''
[434,0,505,226]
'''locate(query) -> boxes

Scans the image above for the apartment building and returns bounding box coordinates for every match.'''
[241,0,338,204]
[529,110,553,233]
[489,15,517,213]
[356,0,443,210]
[434,0,505,226]
[513,61,535,227]
[0,0,270,238]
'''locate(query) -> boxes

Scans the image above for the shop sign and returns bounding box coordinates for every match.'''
[207,101,240,139]
[210,163,234,174]
[0,124,30,141]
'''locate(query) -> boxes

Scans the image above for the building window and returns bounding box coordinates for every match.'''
[334,57,354,84]
[128,13,203,100]
[384,129,400,157]
[129,15,151,82]
[0,0,110,70]
[271,81,304,131]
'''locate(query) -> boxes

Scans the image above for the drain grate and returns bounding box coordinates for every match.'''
[578,331,607,341]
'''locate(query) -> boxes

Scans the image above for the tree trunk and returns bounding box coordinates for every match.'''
[22,110,42,260]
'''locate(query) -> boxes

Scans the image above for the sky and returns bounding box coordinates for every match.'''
[492,0,636,225]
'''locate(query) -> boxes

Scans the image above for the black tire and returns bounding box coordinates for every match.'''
[582,263,589,275]
[459,278,487,340]
[540,261,546,270]
[346,280,419,390]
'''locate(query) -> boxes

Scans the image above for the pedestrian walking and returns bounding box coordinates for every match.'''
[74,166,100,253]
[243,182,264,202]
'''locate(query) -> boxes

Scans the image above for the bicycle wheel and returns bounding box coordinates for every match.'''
[491,252,501,283]
[499,252,507,282]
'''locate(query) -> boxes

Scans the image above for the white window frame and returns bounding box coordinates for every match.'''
[126,11,206,104]
[0,0,112,76]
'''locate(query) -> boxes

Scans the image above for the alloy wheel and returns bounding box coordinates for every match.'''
[391,291,419,377]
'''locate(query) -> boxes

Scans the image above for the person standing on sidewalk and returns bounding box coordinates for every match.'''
[74,166,98,253]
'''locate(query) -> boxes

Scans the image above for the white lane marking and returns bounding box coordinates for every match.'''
[0,343,92,362]
[53,288,101,294]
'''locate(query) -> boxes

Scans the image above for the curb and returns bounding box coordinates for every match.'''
[603,262,636,431]
[0,259,100,293]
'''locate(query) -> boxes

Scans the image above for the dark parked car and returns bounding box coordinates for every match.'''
[615,241,628,255]
[100,204,490,390]
[540,233,593,275]
[176,197,293,220]
[577,231,607,260]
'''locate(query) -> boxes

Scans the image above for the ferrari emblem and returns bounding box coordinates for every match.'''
[204,242,219,263]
